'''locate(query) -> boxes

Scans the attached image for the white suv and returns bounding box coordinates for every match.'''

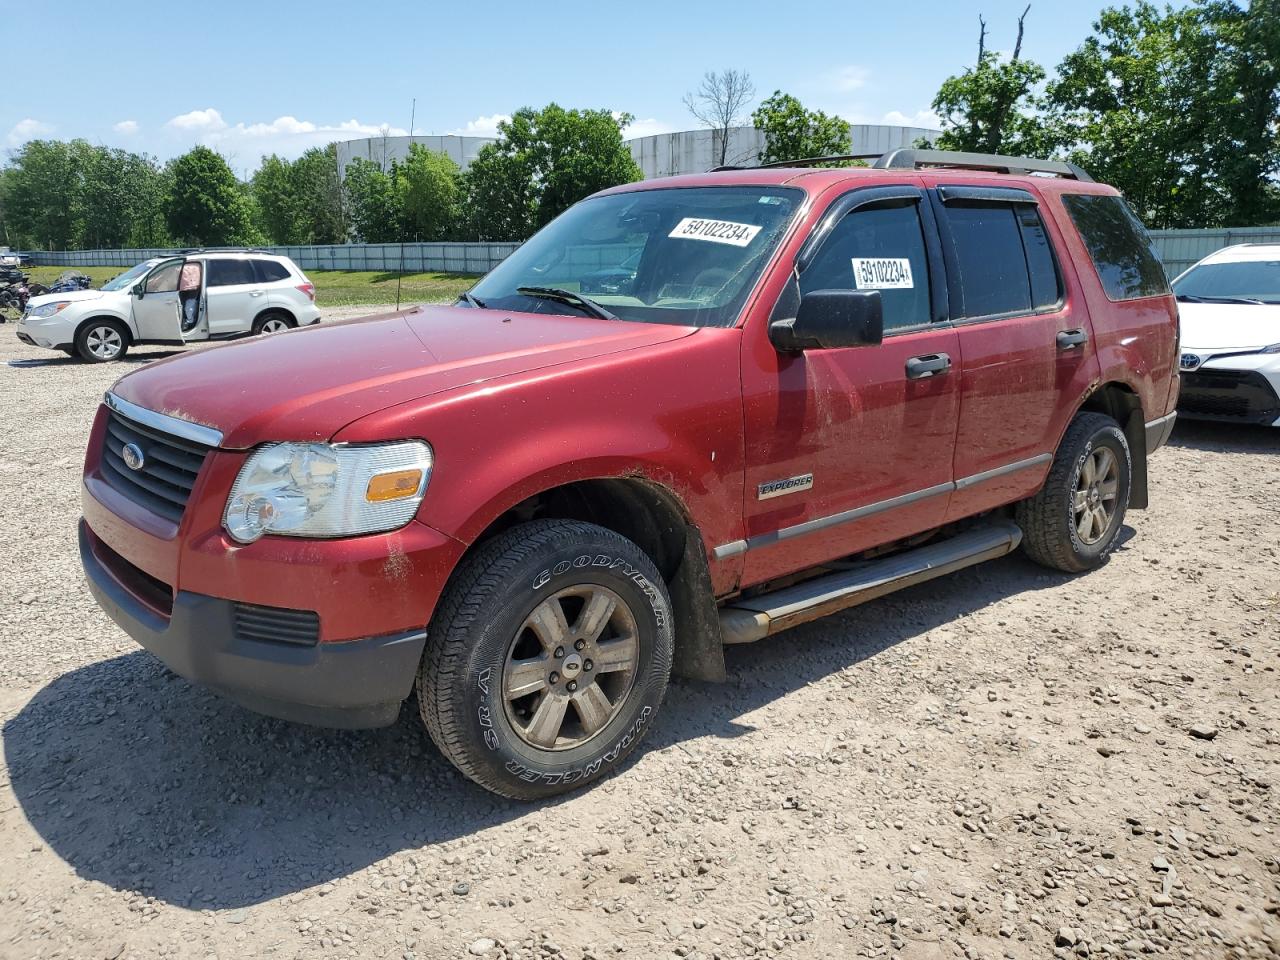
[15,250,322,362]
[1174,244,1280,427]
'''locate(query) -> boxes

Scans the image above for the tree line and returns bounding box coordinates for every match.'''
[0,0,1274,250]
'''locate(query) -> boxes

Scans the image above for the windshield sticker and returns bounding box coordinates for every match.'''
[852,258,914,289]
[669,217,762,247]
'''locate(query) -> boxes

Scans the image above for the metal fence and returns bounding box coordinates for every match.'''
[23,227,1280,279]
[27,242,521,275]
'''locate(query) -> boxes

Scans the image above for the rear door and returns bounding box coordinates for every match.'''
[924,182,1099,519]
[205,257,266,335]
[131,258,185,341]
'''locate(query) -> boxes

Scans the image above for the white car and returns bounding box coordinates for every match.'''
[15,250,322,362]
[1173,244,1280,427]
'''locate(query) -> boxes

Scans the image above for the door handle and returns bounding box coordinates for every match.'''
[250,290,266,297]
[906,353,952,379]
[1057,328,1088,350]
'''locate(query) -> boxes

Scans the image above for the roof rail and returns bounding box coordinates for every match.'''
[712,153,883,172]
[874,148,1093,182]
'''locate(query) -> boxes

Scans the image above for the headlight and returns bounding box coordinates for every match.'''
[223,441,433,544]
[29,301,71,319]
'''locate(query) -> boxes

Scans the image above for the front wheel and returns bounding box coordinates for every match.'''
[75,318,130,363]
[1016,412,1131,572]
[419,519,674,800]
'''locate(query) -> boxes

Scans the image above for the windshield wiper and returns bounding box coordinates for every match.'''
[458,291,488,309]
[516,286,619,321]
[1176,294,1267,305]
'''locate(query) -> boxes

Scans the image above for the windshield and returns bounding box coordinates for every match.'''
[100,260,160,292]
[469,186,804,328]
[1173,259,1280,304]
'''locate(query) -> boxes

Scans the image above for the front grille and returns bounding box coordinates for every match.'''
[233,602,320,647]
[100,408,212,523]
[1178,369,1280,424]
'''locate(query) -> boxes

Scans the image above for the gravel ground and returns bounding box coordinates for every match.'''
[0,311,1277,960]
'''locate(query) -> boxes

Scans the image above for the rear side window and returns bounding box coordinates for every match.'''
[940,201,1062,319]
[1061,194,1169,301]
[254,259,291,283]
[206,259,257,287]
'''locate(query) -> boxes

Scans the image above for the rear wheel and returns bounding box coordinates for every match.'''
[252,311,294,335]
[1016,412,1131,572]
[75,318,130,363]
[418,519,674,800]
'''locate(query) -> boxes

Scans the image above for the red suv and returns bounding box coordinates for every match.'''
[79,150,1179,799]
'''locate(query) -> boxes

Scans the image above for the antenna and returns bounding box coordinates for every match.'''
[396,98,416,312]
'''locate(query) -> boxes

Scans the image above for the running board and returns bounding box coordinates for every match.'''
[718,521,1022,645]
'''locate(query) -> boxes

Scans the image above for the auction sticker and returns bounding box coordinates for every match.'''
[852,258,914,289]
[669,217,762,247]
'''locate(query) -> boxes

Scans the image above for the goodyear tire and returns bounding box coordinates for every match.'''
[418,519,674,800]
[1016,412,1131,573]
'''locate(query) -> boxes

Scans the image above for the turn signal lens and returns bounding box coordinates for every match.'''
[366,468,424,502]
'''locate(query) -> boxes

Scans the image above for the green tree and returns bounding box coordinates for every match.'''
[463,105,642,240]
[750,92,851,165]
[292,144,346,243]
[398,144,461,241]
[929,6,1054,156]
[165,146,257,245]
[1048,0,1280,228]
[252,154,301,244]
[343,156,400,242]
[81,148,170,248]
[2,139,91,249]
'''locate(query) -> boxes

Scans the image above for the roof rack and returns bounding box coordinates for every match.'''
[875,149,1093,181]
[177,246,270,255]
[712,147,1093,182]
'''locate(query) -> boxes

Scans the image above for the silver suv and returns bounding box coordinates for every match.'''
[16,250,322,362]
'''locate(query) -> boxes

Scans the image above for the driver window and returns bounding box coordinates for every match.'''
[801,201,931,331]
[145,262,181,294]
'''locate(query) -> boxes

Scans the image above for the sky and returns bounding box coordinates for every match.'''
[2,0,1168,177]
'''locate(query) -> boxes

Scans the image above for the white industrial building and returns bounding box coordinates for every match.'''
[334,123,940,182]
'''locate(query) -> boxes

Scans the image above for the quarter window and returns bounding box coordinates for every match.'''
[800,201,931,331]
[254,259,291,283]
[206,259,258,287]
[1061,194,1169,301]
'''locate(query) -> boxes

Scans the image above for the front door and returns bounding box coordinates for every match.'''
[131,258,185,341]
[204,258,265,335]
[739,186,962,588]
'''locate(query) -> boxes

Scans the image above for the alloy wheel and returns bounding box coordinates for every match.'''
[502,585,640,750]
[260,318,289,334]
[1073,446,1119,544]
[87,326,122,360]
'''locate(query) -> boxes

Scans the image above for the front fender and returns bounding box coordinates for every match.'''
[332,328,748,595]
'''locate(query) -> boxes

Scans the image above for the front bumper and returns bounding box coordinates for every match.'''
[81,520,427,728]
[1177,356,1280,426]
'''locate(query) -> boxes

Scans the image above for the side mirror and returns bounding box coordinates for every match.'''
[132,282,145,298]
[769,289,884,352]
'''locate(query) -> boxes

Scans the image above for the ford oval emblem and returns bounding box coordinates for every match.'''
[121,442,145,471]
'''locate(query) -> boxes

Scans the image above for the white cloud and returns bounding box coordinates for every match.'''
[881,109,942,131]
[827,65,871,92]
[113,119,139,135]
[621,116,677,140]
[166,107,227,132]
[6,118,55,146]
[447,113,510,137]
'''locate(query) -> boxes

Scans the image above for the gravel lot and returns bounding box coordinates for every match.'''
[1,311,1277,960]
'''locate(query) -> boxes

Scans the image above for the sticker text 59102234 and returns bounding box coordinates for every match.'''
[668,218,762,248]
[851,257,914,289]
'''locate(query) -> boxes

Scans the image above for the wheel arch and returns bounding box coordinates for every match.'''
[74,312,134,342]
[253,306,295,328]
[454,475,727,683]
[1075,380,1149,509]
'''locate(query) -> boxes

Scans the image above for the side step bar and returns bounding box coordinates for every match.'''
[718,522,1023,645]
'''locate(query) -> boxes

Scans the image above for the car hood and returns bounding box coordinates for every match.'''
[111,304,696,448]
[28,289,111,307]
[1179,301,1280,352]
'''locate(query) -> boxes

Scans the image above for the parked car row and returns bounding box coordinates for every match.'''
[14,250,320,361]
